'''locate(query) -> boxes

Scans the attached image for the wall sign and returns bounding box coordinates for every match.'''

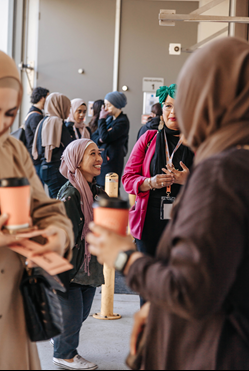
[143,92,159,115]
[143,77,164,92]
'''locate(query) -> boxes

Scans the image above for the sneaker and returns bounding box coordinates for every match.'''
[53,355,98,370]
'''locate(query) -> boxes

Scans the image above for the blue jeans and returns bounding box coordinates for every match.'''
[34,164,44,186]
[54,285,96,360]
[41,164,67,199]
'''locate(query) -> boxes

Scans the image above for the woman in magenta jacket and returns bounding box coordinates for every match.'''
[122,85,194,265]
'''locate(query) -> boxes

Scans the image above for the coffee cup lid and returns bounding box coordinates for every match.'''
[93,197,130,210]
[0,177,30,188]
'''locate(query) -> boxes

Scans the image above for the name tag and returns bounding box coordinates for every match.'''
[160,196,175,220]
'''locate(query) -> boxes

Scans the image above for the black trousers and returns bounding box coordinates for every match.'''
[41,164,67,199]
[135,199,169,306]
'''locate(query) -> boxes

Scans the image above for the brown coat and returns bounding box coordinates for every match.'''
[127,147,249,370]
[0,132,74,370]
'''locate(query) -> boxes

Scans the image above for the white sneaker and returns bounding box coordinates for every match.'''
[53,355,98,370]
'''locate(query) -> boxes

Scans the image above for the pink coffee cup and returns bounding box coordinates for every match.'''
[0,177,31,231]
[93,197,130,236]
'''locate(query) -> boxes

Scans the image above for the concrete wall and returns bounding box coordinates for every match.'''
[37,0,116,107]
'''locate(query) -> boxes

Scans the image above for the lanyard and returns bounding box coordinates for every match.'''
[164,132,183,195]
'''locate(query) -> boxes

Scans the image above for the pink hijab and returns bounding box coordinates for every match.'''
[60,138,95,274]
[67,99,90,139]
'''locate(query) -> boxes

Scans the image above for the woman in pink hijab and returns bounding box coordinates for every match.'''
[66,99,91,140]
[53,138,106,371]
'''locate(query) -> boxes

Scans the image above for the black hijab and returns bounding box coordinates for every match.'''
[151,125,193,177]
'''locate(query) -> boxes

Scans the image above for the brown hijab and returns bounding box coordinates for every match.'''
[0,51,23,145]
[33,92,71,163]
[176,37,249,165]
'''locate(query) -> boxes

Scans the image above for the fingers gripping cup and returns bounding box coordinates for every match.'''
[0,177,31,231]
[93,197,130,236]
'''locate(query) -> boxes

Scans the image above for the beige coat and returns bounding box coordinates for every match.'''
[0,131,74,370]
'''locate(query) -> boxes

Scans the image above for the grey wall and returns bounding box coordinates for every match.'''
[37,0,116,103]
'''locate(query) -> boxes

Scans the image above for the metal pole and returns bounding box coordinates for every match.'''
[113,0,121,92]
[229,0,236,36]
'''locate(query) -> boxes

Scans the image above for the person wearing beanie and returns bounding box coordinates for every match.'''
[93,91,130,191]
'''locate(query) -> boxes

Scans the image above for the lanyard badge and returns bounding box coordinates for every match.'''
[160,133,183,221]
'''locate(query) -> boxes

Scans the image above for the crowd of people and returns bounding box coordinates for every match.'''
[1,35,249,371]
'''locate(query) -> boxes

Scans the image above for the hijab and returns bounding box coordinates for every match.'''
[0,51,23,146]
[33,92,71,162]
[67,99,90,139]
[176,37,249,165]
[60,139,95,275]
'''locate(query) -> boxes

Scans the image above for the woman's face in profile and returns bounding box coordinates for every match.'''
[0,87,18,136]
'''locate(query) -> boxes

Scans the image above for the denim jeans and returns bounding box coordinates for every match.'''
[34,164,44,186]
[41,164,67,199]
[54,285,96,360]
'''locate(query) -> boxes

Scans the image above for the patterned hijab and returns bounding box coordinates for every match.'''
[176,37,249,165]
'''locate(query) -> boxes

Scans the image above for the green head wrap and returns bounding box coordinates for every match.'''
[156,84,177,107]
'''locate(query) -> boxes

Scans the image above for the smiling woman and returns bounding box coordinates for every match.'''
[54,139,106,370]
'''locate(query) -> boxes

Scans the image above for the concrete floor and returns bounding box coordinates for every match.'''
[37,290,140,370]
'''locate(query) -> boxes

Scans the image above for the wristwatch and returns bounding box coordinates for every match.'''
[114,250,136,274]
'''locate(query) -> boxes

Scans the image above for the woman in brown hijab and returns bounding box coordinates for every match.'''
[86,37,249,370]
[32,92,73,198]
[0,51,74,370]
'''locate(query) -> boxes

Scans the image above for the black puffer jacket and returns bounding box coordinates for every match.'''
[137,116,160,140]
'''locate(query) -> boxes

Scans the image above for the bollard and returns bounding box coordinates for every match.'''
[93,173,122,320]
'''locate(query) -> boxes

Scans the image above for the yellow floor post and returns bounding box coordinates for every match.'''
[93,173,122,320]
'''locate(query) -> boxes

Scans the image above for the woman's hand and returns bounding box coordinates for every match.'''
[0,214,23,248]
[130,303,151,356]
[29,226,67,258]
[99,105,109,120]
[151,172,175,189]
[86,223,135,267]
[165,162,190,185]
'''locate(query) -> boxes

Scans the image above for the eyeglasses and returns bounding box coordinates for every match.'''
[163,103,175,112]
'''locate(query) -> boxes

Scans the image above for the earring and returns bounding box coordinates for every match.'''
[158,116,164,131]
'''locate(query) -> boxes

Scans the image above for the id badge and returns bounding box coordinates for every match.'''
[160,196,175,220]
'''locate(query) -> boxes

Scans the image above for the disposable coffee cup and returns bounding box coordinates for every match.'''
[0,177,31,231]
[93,197,130,236]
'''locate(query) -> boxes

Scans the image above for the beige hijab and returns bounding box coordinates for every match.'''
[67,99,90,139]
[0,51,23,145]
[33,92,71,163]
[176,37,249,165]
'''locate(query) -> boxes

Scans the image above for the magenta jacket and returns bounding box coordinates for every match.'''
[122,130,157,240]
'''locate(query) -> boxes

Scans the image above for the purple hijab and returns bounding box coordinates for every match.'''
[60,138,95,274]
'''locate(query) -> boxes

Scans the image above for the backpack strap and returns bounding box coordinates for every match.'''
[25,111,42,123]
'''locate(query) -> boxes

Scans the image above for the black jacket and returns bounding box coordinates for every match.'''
[57,181,106,296]
[65,121,92,140]
[93,112,130,187]
[137,116,160,140]
[36,117,73,167]
[25,106,43,165]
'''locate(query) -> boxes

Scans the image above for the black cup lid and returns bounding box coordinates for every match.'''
[0,177,30,188]
[93,196,130,210]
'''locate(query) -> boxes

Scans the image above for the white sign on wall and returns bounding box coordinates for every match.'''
[143,92,159,115]
[143,77,164,93]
